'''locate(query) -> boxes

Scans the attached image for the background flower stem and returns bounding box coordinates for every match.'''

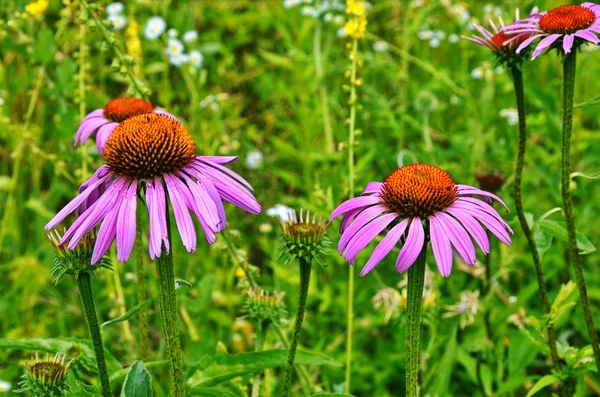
[155,238,185,396]
[313,11,334,155]
[282,258,312,397]
[510,64,561,371]
[251,321,267,397]
[76,272,111,397]
[561,51,600,375]
[405,244,427,397]
[135,216,150,361]
[345,37,359,395]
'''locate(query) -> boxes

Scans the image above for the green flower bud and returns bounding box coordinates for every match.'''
[15,352,73,396]
[242,288,287,325]
[278,209,330,267]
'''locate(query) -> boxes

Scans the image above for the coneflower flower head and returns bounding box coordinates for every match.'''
[48,229,112,283]
[278,209,330,267]
[330,164,513,278]
[462,7,538,65]
[46,113,261,264]
[15,352,73,397]
[242,288,288,325]
[502,3,600,59]
[475,171,507,194]
[75,97,177,155]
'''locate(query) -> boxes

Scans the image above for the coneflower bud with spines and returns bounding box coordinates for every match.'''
[278,209,330,267]
[48,229,112,283]
[15,352,73,396]
[242,288,288,326]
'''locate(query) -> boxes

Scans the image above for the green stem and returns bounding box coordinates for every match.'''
[345,37,359,395]
[155,248,185,396]
[251,321,267,397]
[135,216,149,362]
[511,64,562,373]
[76,272,111,397]
[561,51,600,375]
[405,245,427,397]
[314,14,334,154]
[282,259,312,397]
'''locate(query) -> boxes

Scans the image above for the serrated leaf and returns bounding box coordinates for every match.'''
[539,220,596,255]
[122,361,153,397]
[186,349,341,387]
[0,337,121,374]
[526,374,559,397]
[102,298,154,328]
[550,281,577,325]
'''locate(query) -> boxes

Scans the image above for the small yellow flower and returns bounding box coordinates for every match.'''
[25,0,49,19]
[346,0,366,16]
[125,20,142,62]
[343,17,367,39]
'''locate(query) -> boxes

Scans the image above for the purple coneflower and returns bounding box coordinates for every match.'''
[462,7,538,55]
[330,164,513,277]
[75,97,177,154]
[502,3,600,59]
[46,113,261,264]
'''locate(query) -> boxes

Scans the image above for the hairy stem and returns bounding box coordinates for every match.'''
[76,272,111,397]
[251,321,267,397]
[155,247,185,396]
[282,259,312,397]
[511,64,562,372]
[561,51,600,375]
[345,37,359,394]
[405,245,427,397]
[135,216,149,361]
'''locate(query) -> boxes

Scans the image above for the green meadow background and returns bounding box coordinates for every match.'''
[1,0,599,395]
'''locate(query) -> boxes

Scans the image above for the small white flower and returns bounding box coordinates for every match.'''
[471,67,484,79]
[200,100,208,108]
[412,0,424,7]
[450,95,460,105]
[448,33,459,43]
[301,6,319,17]
[0,380,11,392]
[188,50,203,67]
[168,28,178,38]
[106,2,124,16]
[508,296,518,304]
[109,14,127,30]
[166,38,184,55]
[429,37,441,48]
[0,97,4,106]
[169,52,188,67]
[333,15,344,25]
[210,102,220,111]
[337,27,346,37]
[145,16,166,40]
[433,30,446,40]
[418,30,433,40]
[125,272,136,281]
[372,41,389,52]
[246,150,264,169]
[266,204,295,222]
[183,30,198,42]
[499,108,519,126]
[283,0,301,8]
[324,13,333,22]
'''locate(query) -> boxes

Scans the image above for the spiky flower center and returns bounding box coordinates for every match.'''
[539,5,595,34]
[380,164,458,219]
[103,97,154,123]
[104,114,196,180]
[29,362,65,380]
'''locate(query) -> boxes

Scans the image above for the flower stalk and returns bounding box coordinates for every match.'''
[76,272,111,397]
[405,244,427,397]
[155,246,185,397]
[135,216,150,361]
[282,258,312,397]
[251,321,267,397]
[561,51,600,375]
[510,64,561,371]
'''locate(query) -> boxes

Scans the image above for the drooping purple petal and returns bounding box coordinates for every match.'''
[457,185,509,210]
[145,179,160,259]
[343,212,398,264]
[574,30,600,43]
[395,218,425,274]
[153,176,170,254]
[515,33,545,53]
[429,215,453,277]
[444,207,490,254]
[531,33,561,59]
[46,169,112,230]
[454,197,513,233]
[450,204,512,245]
[95,122,119,154]
[179,173,220,232]
[115,181,138,262]
[184,168,226,231]
[338,204,389,252]
[196,158,254,190]
[164,174,197,252]
[63,178,127,248]
[360,219,408,276]
[196,156,238,164]
[434,212,476,265]
[563,34,575,53]
[76,117,109,145]
[82,109,104,123]
[363,182,383,194]
[340,207,362,234]
[91,204,119,265]
[330,195,381,221]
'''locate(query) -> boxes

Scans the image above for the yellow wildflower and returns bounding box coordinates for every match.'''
[343,17,367,39]
[346,0,366,16]
[25,0,49,19]
[125,19,142,62]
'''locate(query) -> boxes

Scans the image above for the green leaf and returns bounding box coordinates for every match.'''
[186,349,341,387]
[549,281,577,325]
[571,171,600,180]
[187,387,244,397]
[0,337,121,374]
[310,394,357,397]
[33,27,56,63]
[526,374,559,397]
[102,298,155,328]
[76,380,102,395]
[111,360,168,383]
[122,361,153,397]
[539,220,596,255]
